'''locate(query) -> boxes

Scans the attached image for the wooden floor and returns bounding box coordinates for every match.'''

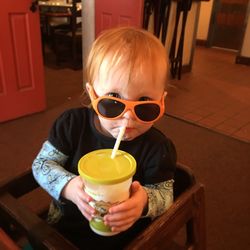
[166,46,250,143]
[1,45,250,250]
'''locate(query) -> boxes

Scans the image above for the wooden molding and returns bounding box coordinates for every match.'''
[235,56,250,66]
[182,64,192,73]
[196,39,208,46]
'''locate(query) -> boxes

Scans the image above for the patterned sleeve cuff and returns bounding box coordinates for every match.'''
[142,179,174,219]
[32,141,76,200]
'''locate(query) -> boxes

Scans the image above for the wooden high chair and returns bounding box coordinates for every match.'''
[0,163,206,249]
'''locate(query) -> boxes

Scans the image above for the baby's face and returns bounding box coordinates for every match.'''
[92,61,166,141]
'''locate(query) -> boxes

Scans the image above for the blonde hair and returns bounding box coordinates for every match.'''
[85,26,168,89]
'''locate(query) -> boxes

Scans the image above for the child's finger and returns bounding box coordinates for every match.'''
[78,201,95,221]
[106,216,135,228]
[80,208,93,221]
[111,221,135,232]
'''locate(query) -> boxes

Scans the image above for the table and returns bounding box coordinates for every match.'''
[38,0,82,35]
[39,0,74,7]
[38,1,82,12]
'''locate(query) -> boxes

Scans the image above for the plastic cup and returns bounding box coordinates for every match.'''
[78,149,136,236]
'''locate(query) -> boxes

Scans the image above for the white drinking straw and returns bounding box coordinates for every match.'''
[111,122,127,159]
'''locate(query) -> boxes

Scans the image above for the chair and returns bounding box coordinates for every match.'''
[0,163,206,250]
[0,228,20,250]
[52,0,82,69]
[39,1,71,50]
[126,164,206,250]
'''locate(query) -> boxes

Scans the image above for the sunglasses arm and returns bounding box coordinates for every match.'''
[161,91,167,110]
[85,83,97,101]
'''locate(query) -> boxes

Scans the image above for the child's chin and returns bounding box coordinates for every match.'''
[123,133,137,141]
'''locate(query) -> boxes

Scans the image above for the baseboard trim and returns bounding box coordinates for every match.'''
[196,39,207,46]
[235,56,250,66]
[182,64,192,73]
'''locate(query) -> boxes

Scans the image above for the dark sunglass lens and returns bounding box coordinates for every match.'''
[135,104,160,121]
[97,98,125,118]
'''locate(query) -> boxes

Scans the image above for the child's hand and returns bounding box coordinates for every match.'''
[61,176,95,221]
[104,181,148,233]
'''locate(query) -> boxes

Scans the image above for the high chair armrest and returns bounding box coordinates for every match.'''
[125,183,206,250]
[0,169,38,198]
[0,192,77,250]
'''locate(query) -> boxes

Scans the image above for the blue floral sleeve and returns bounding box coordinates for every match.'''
[32,140,76,200]
[143,180,174,219]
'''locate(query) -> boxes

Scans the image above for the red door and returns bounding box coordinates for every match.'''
[95,0,144,37]
[0,0,46,122]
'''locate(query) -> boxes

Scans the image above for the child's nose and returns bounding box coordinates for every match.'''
[122,109,136,121]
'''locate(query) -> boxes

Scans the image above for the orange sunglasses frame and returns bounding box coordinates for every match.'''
[88,85,166,123]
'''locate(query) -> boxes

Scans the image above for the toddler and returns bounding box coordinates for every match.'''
[32,26,176,249]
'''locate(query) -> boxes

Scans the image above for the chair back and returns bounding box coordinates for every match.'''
[51,0,82,68]
[174,163,196,199]
[70,0,82,36]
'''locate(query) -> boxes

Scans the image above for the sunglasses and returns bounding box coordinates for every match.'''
[88,86,165,123]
